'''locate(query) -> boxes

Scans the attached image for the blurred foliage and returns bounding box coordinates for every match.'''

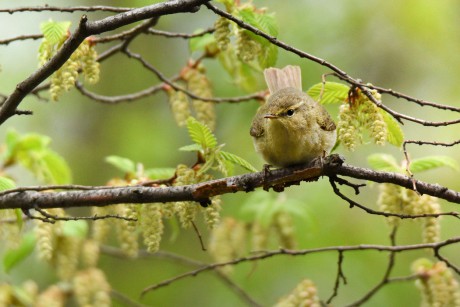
[0,0,460,306]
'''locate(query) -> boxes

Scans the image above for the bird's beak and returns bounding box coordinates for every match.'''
[264,113,278,119]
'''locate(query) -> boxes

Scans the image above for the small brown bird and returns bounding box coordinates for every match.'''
[250,65,337,167]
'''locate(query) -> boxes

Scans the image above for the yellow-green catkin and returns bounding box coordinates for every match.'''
[73,268,111,307]
[236,30,261,62]
[174,164,199,228]
[183,65,216,131]
[0,209,22,249]
[54,234,82,281]
[419,195,441,244]
[140,203,164,253]
[275,279,321,307]
[360,98,387,146]
[35,285,66,307]
[214,17,231,50]
[114,204,139,258]
[251,221,269,251]
[91,206,113,243]
[412,259,460,307]
[0,283,13,306]
[337,103,360,151]
[80,40,100,84]
[167,88,191,127]
[81,239,100,268]
[377,183,403,226]
[49,39,100,101]
[203,196,222,229]
[35,208,65,263]
[209,217,246,274]
[273,211,296,249]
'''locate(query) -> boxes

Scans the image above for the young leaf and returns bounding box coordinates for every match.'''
[0,176,16,191]
[197,153,216,175]
[40,20,71,45]
[219,150,258,172]
[144,168,176,179]
[179,144,203,152]
[410,156,459,173]
[380,110,404,147]
[186,117,217,149]
[41,150,72,184]
[307,82,349,104]
[105,155,136,174]
[367,154,401,172]
[189,32,216,52]
[258,43,278,68]
[3,232,36,273]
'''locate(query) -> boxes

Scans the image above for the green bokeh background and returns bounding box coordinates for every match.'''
[1,0,460,306]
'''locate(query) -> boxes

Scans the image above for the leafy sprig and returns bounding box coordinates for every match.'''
[181,117,257,175]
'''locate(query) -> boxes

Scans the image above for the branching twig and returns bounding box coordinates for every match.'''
[146,27,215,39]
[326,251,347,304]
[0,6,132,13]
[141,236,460,296]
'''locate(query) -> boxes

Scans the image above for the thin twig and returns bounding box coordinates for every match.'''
[32,205,137,223]
[0,6,132,13]
[191,221,206,251]
[141,236,460,296]
[146,27,215,39]
[0,34,43,45]
[326,251,347,304]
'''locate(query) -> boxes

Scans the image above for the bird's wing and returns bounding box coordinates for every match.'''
[316,104,336,131]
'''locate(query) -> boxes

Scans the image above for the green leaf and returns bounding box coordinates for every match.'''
[189,32,216,52]
[367,154,401,172]
[3,232,36,273]
[105,155,136,174]
[0,176,16,191]
[258,43,278,68]
[409,156,459,173]
[256,12,278,37]
[219,150,258,172]
[144,168,176,180]
[3,129,20,162]
[186,117,217,149]
[41,150,72,184]
[179,144,203,152]
[62,220,88,238]
[380,110,404,147]
[197,153,216,175]
[307,82,350,104]
[40,20,71,45]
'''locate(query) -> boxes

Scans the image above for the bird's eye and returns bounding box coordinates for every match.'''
[286,109,295,117]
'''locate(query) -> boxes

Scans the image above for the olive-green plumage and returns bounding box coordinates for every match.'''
[250,66,336,167]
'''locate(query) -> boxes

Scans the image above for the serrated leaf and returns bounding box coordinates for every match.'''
[105,155,136,174]
[0,176,16,191]
[409,156,459,173]
[367,154,401,172]
[3,232,36,273]
[189,32,216,52]
[307,82,350,104]
[62,220,88,238]
[186,117,217,149]
[179,144,203,152]
[380,110,404,147]
[144,168,176,180]
[219,150,258,172]
[41,150,72,184]
[256,12,278,37]
[40,20,71,45]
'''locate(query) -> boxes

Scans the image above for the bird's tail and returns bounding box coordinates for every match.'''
[263,65,302,94]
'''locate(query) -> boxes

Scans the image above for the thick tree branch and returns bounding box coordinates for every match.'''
[1,155,460,211]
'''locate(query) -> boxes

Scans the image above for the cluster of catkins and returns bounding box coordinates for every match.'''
[91,164,221,257]
[32,209,110,306]
[275,279,321,307]
[378,183,441,243]
[412,259,460,306]
[338,87,387,151]
[39,38,100,101]
[208,212,296,274]
[167,64,216,130]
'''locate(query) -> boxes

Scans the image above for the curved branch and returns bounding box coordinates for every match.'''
[0,6,132,13]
